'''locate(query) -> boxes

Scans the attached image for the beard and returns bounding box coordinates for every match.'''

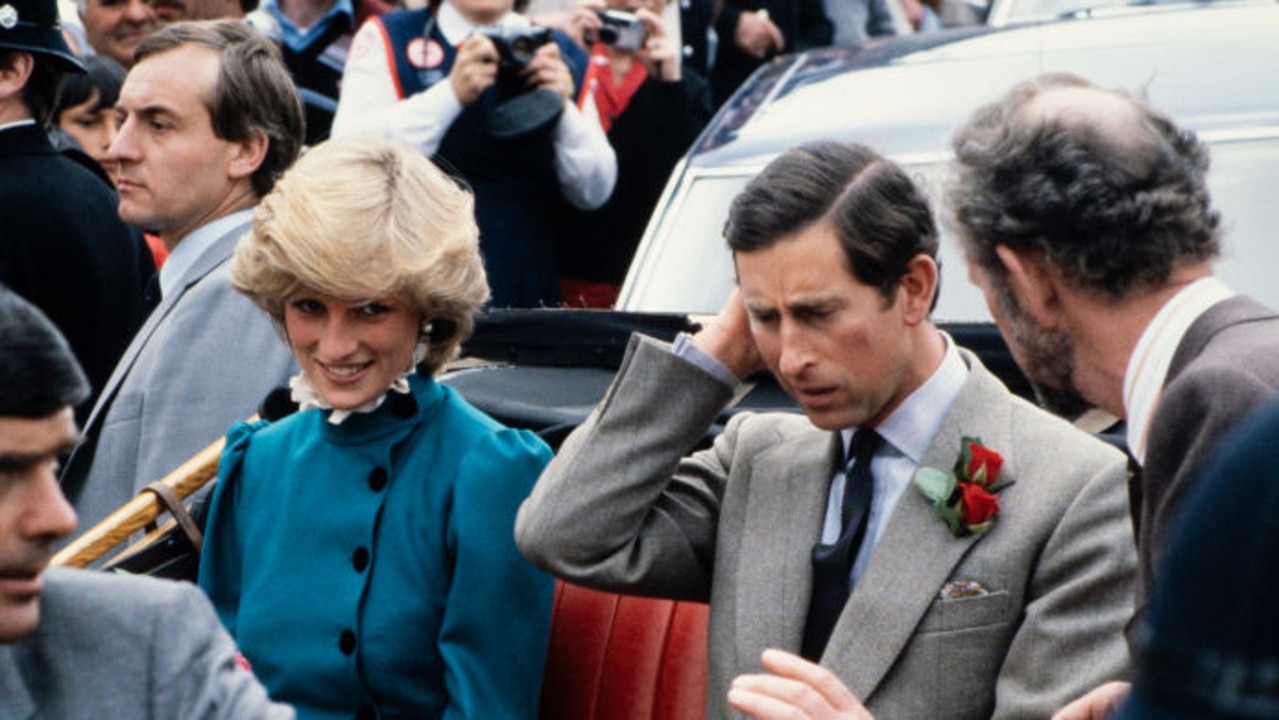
[995,284,1092,420]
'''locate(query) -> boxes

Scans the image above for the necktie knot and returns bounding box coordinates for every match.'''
[846,428,884,474]
[840,429,882,529]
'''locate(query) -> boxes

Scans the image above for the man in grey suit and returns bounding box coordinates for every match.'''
[949,73,1279,719]
[517,140,1137,719]
[59,20,302,534]
[0,286,293,719]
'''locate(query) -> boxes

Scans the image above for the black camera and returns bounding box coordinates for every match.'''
[595,9,645,51]
[480,25,564,139]
[484,25,554,77]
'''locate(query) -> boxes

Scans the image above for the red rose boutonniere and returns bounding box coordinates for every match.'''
[912,436,1009,537]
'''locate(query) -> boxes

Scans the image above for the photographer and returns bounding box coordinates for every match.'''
[332,0,617,308]
[554,0,711,307]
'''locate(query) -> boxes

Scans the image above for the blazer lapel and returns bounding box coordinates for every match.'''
[1167,295,1277,382]
[823,351,1014,700]
[61,221,250,500]
[734,428,842,660]
[77,222,248,438]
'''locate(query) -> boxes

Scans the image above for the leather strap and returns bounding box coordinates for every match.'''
[143,481,204,553]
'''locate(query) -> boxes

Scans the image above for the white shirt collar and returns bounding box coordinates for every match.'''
[0,120,36,132]
[437,1,525,45]
[828,332,969,584]
[1123,276,1234,464]
[158,209,254,300]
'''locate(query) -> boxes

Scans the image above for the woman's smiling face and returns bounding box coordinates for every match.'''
[284,294,422,410]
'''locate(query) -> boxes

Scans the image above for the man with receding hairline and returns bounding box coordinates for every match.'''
[517,139,1135,720]
[59,20,300,539]
[949,71,1279,719]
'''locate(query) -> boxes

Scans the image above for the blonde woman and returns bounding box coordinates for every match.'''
[198,138,554,720]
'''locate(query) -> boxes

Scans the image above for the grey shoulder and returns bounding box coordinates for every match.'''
[1006,395,1125,461]
[43,567,208,621]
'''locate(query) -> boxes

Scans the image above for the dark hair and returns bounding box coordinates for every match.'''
[0,50,65,126]
[950,72,1220,298]
[724,140,940,308]
[135,20,304,197]
[53,55,126,122]
[0,285,89,417]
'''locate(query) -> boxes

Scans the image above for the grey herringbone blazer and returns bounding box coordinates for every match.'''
[518,333,1136,720]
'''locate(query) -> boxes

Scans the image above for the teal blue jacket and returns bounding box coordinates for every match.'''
[198,373,554,720]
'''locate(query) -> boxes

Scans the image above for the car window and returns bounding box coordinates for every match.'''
[1206,135,1279,298]
[620,134,1279,321]
[619,164,991,321]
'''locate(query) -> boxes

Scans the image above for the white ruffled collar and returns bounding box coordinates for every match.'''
[289,337,428,425]
[289,369,417,424]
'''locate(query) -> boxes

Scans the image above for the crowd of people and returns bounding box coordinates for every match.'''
[1,0,1277,717]
[48,0,985,306]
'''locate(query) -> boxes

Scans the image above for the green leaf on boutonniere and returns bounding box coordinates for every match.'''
[913,466,964,535]
[913,466,954,504]
[915,437,1007,538]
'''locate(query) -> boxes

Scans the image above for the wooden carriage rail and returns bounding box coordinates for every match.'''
[51,417,257,569]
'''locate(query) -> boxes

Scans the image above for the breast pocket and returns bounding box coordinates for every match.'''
[916,589,1013,634]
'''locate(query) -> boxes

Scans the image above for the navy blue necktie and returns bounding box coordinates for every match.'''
[801,429,883,661]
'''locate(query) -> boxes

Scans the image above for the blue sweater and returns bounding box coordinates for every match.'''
[198,373,554,720]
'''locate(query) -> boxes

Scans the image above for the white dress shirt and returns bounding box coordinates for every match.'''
[826,336,968,585]
[158,209,254,301]
[673,331,970,585]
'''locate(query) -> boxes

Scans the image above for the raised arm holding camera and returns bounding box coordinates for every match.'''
[554,0,712,307]
[332,0,617,309]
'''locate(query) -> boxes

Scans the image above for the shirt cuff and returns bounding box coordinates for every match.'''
[552,102,617,209]
[672,332,754,406]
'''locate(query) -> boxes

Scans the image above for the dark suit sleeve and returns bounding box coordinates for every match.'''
[796,0,833,49]
[713,1,743,47]
[1140,362,1278,608]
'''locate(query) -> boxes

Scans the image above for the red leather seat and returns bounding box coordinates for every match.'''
[539,581,709,720]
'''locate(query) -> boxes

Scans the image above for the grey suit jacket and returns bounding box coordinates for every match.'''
[0,568,293,720]
[60,218,297,534]
[517,334,1136,720]
[1139,295,1279,607]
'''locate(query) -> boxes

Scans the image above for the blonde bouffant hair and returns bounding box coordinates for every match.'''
[230,137,489,376]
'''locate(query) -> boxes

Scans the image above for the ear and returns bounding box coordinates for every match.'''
[898,253,938,326]
[993,245,1062,327]
[0,52,34,100]
[226,128,269,183]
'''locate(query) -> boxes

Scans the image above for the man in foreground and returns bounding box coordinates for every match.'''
[517,140,1136,719]
[0,285,293,718]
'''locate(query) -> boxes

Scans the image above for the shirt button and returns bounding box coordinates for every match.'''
[339,629,356,655]
[352,547,370,573]
[367,467,388,492]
